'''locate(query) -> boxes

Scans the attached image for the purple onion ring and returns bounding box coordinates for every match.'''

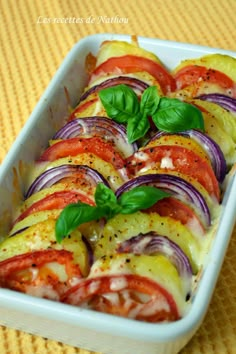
[118,232,193,296]
[78,76,149,103]
[53,117,137,157]
[25,164,110,199]
[116,173,211,228]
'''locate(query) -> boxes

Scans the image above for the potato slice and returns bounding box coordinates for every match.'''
[191,99,236,143]
[95,212,201,273]
[89,253,187,316]
[172,53,236,82]
[95,40,162,68]
[0,219,89,276]
[26,153,126,192]
[202,111,236,166]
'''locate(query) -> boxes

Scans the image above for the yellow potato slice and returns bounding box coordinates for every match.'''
[202,111,236,166]
[191,99,236,143]
[172,53,236,82]
[70,98,108,120]
[95,40,162,68]
[170,82,233,100]
[26,153,126,193]
[89,253,187,316]
[0,219,89,276]
[94,212,201,273]
[9,209,60,236]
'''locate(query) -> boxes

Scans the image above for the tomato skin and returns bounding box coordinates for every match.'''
[144,134,211,166]
[0,249,80,278]
[90,55,176,94]
[0,249,82,296]
[175,65,234,92]
[14,190,95,225]
[38,137,125,170]
[146,197,205,235]
[62,274,179,322]
[126,145,220,201]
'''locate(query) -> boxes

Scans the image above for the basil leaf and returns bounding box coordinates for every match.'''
[95,183,117,206]
[118,186,170,214]
[55,202,105,243]
[127,112,150,143]
[152,97,205,132]
[55,184,171,243]
[98,84,140,123]
[95,183,121,219]
[140,86,160,116]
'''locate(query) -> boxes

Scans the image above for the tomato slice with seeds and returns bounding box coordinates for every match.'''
[126,145,220,201]
[38,137,125,170]
[174,65,235,94]
[62,274,179,322]
[13,190,95,225]
[90,55,176,94]
[0,249,82,298]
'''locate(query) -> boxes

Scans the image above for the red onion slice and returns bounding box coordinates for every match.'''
[149,130,227,183]
[117,233,193,296]
[25,164,110,198]
[78,76,149,103]
[53,117,137,157]
[196,93,236,113]
[115,173,211,228]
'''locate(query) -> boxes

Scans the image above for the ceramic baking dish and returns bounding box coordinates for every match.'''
[0,33,236,354]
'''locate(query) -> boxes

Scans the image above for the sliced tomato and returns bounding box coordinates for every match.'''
[126,145,220,201]
[13,190,95,225]
[144,134,211,166]
[0,249,82,298]
[38,137,125,170]
[62,274,179,322]
[90,55,176,94]
[174,65,234,93]
[146,197,205,236]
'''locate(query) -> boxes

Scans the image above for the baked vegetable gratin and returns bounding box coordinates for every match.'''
[0,37,236,324]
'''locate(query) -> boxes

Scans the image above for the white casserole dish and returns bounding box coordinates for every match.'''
[0,33,236,354]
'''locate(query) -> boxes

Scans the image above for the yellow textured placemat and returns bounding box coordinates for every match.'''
[0,0,236,353]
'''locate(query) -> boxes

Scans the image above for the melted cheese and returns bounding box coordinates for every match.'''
[25,284,60,301]
[89,253,188,316]
[160,156,175,169]
[110,276,128,291]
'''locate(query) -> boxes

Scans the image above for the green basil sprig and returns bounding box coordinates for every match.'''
[55,183,170,243]
[98,84,204,143]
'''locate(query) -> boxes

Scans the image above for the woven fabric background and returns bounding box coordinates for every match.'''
[0,0,236,353]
